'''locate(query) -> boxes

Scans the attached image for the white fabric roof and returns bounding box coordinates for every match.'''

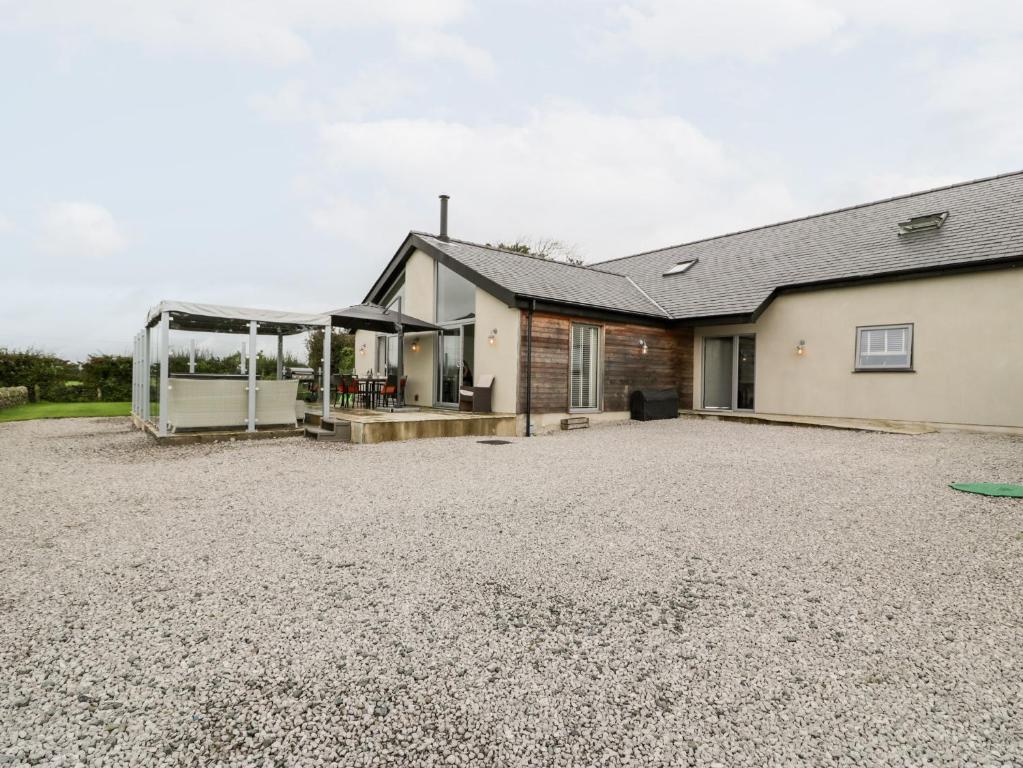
[146,300,329,334]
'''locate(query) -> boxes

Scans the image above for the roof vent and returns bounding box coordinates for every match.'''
[663,258,698,276]
[898,211,948,235]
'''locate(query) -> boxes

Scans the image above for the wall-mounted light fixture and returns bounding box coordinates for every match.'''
[410,340,420,353]
[795,340,806,356]
[488,328,498,346]
[359,344,367,356]
[639,339,648,355]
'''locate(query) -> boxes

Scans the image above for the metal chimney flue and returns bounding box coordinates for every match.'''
[439,194,450,240]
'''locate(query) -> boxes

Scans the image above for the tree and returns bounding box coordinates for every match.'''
[490,237,584,266]
[305,329,355,373]
[81,354,132,401]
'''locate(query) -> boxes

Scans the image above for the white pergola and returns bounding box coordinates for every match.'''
[132,301,332,436]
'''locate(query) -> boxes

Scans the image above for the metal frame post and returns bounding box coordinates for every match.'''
[247,320,258,433]
[157,311,170,436]
[395,296,404,409]
[136,332,142,417]
[189,339,196,374]
[276,334,284,380]
[142,326,151,423]
[131,333,137,417]
[322,323,332,420]
[135,331,142,417]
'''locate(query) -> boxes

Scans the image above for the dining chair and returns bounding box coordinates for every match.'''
[380,374,398,407]
[345,375,361,408]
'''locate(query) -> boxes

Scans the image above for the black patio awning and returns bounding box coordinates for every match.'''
[327,303,442,334]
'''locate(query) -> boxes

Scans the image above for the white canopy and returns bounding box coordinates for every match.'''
[146,300,329,335]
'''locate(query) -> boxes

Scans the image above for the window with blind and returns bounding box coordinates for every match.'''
[855,324,913,370]
[570,323,600,410]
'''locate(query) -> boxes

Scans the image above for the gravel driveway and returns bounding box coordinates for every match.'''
[2,417,1021,767]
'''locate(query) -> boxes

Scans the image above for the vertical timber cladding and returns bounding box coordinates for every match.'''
[518,311,694,413]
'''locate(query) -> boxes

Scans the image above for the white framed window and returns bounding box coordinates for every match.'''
[855,324,913,371]
[570,323,601,411]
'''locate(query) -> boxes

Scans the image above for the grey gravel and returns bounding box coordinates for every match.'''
[1,416,1022,767]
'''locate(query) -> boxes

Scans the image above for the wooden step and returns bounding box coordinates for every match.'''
[561,416,589,430]
[304,423,351,442]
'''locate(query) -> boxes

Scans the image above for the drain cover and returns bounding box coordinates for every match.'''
[477,439,512,445]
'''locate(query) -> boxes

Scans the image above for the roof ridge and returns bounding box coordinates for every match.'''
[412,231,629,277]
[594,168,1023,266]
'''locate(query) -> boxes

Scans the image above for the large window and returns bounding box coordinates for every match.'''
[570,323,600,411]
[436,262,475,323]
[856,324,913,371]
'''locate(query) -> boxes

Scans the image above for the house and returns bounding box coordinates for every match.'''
[354,172,1023,434]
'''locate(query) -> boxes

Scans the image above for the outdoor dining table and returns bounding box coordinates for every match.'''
[356,378,387,408]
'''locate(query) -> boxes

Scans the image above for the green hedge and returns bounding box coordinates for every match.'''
[0,385,28,410]
[0,348,79,402]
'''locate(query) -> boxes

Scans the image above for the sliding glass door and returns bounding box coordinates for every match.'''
[703,337,734,409]
[702,335,755,410]
[437,324,475,407]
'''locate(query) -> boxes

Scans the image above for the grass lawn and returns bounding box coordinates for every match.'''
[0,401,130,423]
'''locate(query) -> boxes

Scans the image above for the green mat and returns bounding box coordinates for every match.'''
[949,483,1023,498]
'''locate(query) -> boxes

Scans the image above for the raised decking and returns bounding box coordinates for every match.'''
[305,407,518,444]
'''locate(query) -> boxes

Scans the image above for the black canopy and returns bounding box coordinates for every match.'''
[327,303,441,333]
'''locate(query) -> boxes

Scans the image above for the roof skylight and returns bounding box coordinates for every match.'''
[897,211,948,235]
[663,259,697,276]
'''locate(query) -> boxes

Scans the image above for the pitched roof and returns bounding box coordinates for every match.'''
[594,170,1023,320]
[367,170,1023,323]
[411,233,667,318]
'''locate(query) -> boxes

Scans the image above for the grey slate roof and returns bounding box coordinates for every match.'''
[376,171,1023,322]
[595,170,1023,320]
[414,233,666,318]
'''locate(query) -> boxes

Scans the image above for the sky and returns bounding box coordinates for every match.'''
[1,0,1021,361]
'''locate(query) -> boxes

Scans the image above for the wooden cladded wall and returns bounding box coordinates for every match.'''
[517,311,693,414]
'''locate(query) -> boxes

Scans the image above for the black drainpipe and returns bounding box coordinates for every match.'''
[525,298,534,437]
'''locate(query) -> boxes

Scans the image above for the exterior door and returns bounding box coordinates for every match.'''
[438,328,460,406]
[703,335,755,410]
[437,323,474,406]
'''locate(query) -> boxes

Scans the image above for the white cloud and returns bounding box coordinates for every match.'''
[922,41,1023,160]
[38,202,128,258]
[0,214,13,233]
[604,0,845,61]
[314,106,801,261]
[1,0,472,65]
[251,70,414,123]
[602,0,1023,62]
[396,29,495,78]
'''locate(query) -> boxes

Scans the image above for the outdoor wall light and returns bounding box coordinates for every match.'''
[488,328,498,346]
[359,344,367,356]
[410,340,420,353]
[796,340,806,356]
[639,339,648,355]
